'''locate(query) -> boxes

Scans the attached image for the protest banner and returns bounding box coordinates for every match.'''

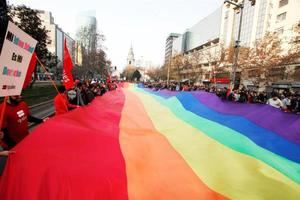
[0,21,37,97]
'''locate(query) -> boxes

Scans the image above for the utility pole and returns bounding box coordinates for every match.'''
[224,0,255,89]
[232,0,244,89]
[167,57,171,87]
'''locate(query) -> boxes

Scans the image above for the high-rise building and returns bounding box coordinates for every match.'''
[39,11,56,54]
[220,0,300,47]
[171,7,222,54]
[164,33,181,64]
[269,0,300,45]
[75,42,83,66]
[75,11,97,54]
[167,1,300,86]
[55,26,64,62]
[220,0,300,86]
[168,7,223,82]
[38,10,75,63]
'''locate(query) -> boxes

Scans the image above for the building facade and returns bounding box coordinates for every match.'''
[75,42,83,66]
[167,0,300,87]
[164,33,181,64]
[37,10,76,81]
[220,0,300,47]
[220,0,300,87]
[75,11,97,54]
[169,7,223,83]
[39,10,76,64]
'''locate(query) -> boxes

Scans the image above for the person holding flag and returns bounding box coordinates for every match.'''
[0,52,47,171]
[0,50,47,150]
[54,85,79,115]
[53,38,80,115]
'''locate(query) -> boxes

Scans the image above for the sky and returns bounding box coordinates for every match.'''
[9,0,222,70]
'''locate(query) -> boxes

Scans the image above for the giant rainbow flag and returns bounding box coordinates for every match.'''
[0,83,300,199]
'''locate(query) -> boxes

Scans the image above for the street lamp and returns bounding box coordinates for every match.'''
[224,0,255,89]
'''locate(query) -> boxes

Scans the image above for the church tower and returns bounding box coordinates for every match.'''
[127,45,135,66]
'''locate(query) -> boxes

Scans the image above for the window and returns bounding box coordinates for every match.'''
[275,27,284,34]
[224,11,229,19]
[279,0,288,8]
[276,12,286,23]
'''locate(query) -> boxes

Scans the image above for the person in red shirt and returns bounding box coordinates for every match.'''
[0,128,15,175]
[0,95,44,149]
[54,86,78,115]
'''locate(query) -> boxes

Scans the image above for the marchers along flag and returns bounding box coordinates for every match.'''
[23,52,37,89]
[1,83,300,200]
[63,38,74,89]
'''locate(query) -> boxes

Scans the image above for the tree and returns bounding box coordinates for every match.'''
[187,43,232,84]
[75,24,109,79]
[0,0,8,54]
[8,5,52,62]
[187,50,204,82]
[230,25,300,87]
[158,65,168,80]
[146,66,163,81]
[240,32,284,86]
[170,54,184,81]
[121,65,136,81]
[283,21,300,66]
[132,70,141,81]
[8,4,58,85]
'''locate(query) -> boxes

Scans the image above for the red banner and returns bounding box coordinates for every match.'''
[63,39,74,89]
[210,77,230,84]
[23,52,37,89]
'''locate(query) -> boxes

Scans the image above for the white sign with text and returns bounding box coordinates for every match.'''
[0,21,37,97]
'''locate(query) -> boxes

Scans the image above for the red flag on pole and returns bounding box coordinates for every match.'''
[63,38,74,89]
[23,52,37,89]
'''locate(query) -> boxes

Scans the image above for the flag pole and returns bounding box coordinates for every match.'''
[0,96,8,149]
[0,96,9,128]
[36,56,60,94]
[36,55,69,111]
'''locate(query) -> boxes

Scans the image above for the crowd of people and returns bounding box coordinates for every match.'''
[143,82,300,114]
[54,80,118,115]
[0,79,118,174]
[0,79,299,173]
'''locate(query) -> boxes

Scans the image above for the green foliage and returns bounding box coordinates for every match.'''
[7,4,58,85]
[76,25,109,79]
[121,65,135,81]
[0,0,8,53]
[132,70,142,81]
[8,5,49,61]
